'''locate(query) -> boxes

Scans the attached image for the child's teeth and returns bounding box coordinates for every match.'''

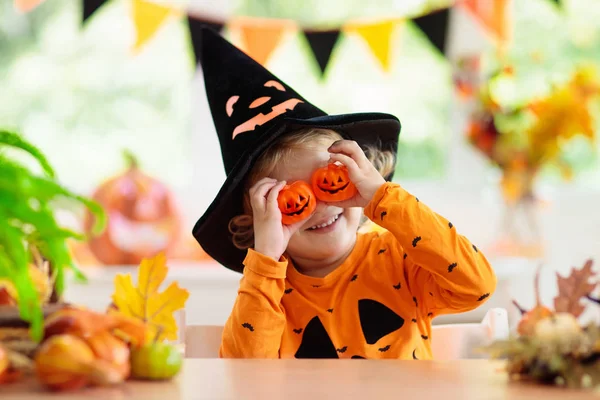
[310,214,339,230]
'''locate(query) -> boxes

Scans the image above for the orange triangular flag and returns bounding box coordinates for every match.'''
[14,0,45,12]
[132,0,174,51]
[233,17,292,66]
[460,0,512,44]
[348,19,399,72]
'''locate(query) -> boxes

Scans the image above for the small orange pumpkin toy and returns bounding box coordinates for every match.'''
[311,164,357,203]
[277,181,316,225]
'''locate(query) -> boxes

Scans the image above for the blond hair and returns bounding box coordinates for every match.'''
[228,128,395,250]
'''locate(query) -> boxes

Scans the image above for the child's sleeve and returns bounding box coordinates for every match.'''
[219,249,287,358]
[364,182,497,317]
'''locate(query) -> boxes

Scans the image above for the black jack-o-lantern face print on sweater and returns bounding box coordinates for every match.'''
[294,299,405,359]
[226,80,304,140]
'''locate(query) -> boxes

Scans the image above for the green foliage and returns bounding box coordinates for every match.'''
[482,0,600,181]
[0,130,106,341]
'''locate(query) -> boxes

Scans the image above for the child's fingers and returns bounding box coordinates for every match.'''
[266,181,286,214]
[328,140,368,168]
[329,153,361,178]
[249,177,277,198]
[250,179,278,214]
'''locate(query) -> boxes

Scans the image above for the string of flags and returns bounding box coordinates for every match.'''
[13,0,521,77]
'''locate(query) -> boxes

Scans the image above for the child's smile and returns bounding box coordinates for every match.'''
[305,212,341,233]
[270,140,362,276]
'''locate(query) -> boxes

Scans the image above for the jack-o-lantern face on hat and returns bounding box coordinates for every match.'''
[226,80,304,140]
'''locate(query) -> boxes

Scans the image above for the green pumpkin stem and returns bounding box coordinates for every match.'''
[123,149,139,170]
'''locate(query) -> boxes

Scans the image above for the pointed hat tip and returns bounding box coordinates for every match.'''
[198,26,224,66]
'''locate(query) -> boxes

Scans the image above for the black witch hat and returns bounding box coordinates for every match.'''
[192,29,401,273]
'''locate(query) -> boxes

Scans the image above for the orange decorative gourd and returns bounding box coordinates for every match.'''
[44,307,149,348]
[277,181,316,225]
[0,345,8,378]
[311,164,357,202]
[85,151,180,265]
[514,268,554,337]
[85,331,130,381]
[35,335,123,391]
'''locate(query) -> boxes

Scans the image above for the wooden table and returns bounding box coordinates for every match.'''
[3,359,598,399]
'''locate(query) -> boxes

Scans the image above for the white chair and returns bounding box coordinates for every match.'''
[184,325,224,358]
[184,308,509,359]
[431,308,509,360]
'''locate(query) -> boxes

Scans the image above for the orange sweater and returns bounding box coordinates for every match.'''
[220,182,497,359]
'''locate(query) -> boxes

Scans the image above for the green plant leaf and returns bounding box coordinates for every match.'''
[0,158,106,236]
[0,130,55,178]
[0,130,105,341]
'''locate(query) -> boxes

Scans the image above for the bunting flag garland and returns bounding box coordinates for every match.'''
[412,8,450,55]
[13,0,45,13]
[345,19,400,72]
[232,17,293,66]
[187,15,224,66]
[459,0,512,45]
[82,0,108,24]
[303,30,342,77]
[72,0,514,80]
[131,0,174,51]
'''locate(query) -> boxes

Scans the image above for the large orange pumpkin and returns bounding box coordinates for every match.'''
[85,151,180,265]
[311,164,357,203]
[277,181,316,225]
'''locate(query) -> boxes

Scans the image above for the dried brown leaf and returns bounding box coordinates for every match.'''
[553,260,597,318]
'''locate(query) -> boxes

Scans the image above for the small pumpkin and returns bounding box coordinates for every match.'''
[311,164,357,202]
[85,331,131,381]
[514,268,554,337]
[35,335,124,391]
[85,150,180,265]
[277,181,316,225]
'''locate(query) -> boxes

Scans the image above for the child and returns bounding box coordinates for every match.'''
[193,29,497,359]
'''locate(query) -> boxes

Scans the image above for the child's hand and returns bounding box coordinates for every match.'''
[327,140,386,208]
[250,177,304,261]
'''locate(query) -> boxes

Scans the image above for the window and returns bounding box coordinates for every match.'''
[0,0,598,196]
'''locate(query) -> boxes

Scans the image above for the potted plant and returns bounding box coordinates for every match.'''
[0,129,106,345]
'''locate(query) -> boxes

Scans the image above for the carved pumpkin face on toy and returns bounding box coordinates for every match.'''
[85,152,180,265]
[311,164,357,203]
[277,181,316,225]
[226,80,303,140]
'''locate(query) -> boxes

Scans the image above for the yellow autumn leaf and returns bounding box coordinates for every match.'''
[111,252,189,342]
[526,66,599,167]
